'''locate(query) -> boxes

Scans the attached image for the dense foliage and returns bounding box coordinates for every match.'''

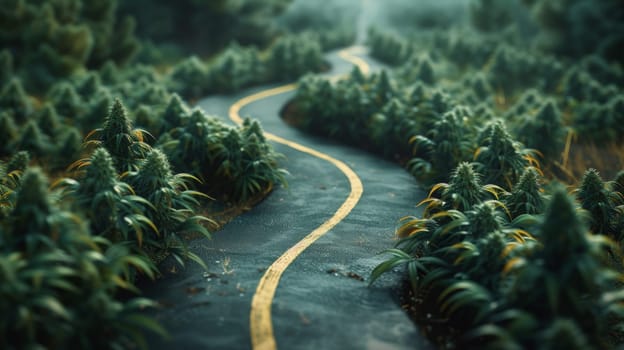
[0,0,139,92]
[0,166,165,349]
[293,24,623,182]
[119,0,292,55]
[369,165,624,349]
[167,34,326,99]
[450,0,623,62]
[285,1,624,349]
[368,0,471,33]
[4,0,622,347]
[0,0,342,347]
[119,0,358,65]
[277,0,357,50]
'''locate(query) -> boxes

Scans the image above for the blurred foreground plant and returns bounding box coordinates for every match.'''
[0,168,165,349]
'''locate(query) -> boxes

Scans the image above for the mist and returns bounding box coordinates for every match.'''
[279,0,473,44]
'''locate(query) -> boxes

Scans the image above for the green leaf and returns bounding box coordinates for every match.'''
[33,296,71,320]
[369,249,413,286]
[184,251,208,270]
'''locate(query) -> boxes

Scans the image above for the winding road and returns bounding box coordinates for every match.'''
[144,47,432,350]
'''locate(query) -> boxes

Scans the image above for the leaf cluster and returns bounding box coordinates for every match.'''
[0,0,139,92]
[0,167,165,349]
[371,164,624,349]
[166,33,327,100]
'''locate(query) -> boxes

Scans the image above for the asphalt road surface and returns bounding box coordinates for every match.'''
[143,48,433,350]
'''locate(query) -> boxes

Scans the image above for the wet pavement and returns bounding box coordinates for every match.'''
[143,50,433,350]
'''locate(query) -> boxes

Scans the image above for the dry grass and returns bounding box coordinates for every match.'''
[548,131,624,184]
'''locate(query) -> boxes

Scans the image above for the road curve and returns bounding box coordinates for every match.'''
[229,47,366,350]
[143,48,432,350]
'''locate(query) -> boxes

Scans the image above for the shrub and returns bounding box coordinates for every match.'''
[367,28,412,65]
[167,56,208,99]
[575,168,620,239]
[0,167,163,349]
[0,79,33,124]
[474,120,535,189]
[127,148,213,268]
[516,100,566,160]
[268,34,324,81]
[470,0,513,32]
[36,104,62,139]
[407,108,474,182]
[70,148,154,247]
[0,113,18,157]
[48,82,84,119]
[15,121,50,159]
[207,44,264,93]
[85,98,151,172]
[503,167,545,219]
[504,186,623,348]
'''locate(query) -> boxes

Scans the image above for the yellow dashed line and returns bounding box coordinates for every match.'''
[228,47,370,350]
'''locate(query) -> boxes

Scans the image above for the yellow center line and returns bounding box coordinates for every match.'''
[228,47,370,350]
[338,45,371,75]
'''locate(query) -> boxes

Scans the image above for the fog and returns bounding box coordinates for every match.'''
[365,0,472,32]
[280,0,473,42]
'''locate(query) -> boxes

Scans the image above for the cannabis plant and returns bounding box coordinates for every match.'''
[76,72,102,100]
[367,28,412,65]
[465,72,493,101]
[611,170,624,254]
[369,98,417,158]
[48,82,84,119]
[506,185,623,348]
[0,152,29,218]
[0,159,22,221]
[36,103,61,139]
[15,121,50,158]
[167,56,208,99]
[423,162,502,214]
[503,167,545,219]
[85,98,151,172]
[474,121,536,189]
[538,318,591,350]
[159,94,189,135]
[575,168,619,239]
[5,168,57,255]
[235,120,288,201]
[211,125,287,203]
[160,108,218,176]
[6,151,30,175]
[268,34,324,81]
[408,108,474,182]
[516,100,566,160]
[53,127,83,170]
[207,44,263,93]
[127,148,213,268]
[0,113,18,156]
[442,201,534,290]
[488,45,536,95]
[68,148,156,250]
[81,90,112,133]
[371,70,397,106]
[0,78,33,124]
[1,168,163,349]
[417,57,435,85]
[611,171,624,206]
